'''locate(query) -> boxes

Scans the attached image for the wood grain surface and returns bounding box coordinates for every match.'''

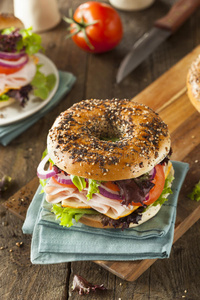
[0,0,200,299]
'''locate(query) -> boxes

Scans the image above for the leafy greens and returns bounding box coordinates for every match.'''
[152,172,174,207]
[1,27,43,55]
[0,94,9,101]
[87,179,100,200]
[188,180,200,202]
[71,175,86,191]
[70,175,100,200]
[51,204,99,227]
[31,64,56,100]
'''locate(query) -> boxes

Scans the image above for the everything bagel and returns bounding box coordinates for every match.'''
[47,99,171,181]
[187,55,200,112]
[37,98,174,229]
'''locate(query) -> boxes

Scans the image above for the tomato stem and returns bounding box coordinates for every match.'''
[63,10,99,50]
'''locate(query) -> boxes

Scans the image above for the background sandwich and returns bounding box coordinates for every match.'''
[0,13,55,108]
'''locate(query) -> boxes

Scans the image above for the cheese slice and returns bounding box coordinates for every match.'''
[62,198,91,209]
[104,205,139,219]
[165,161,172,179]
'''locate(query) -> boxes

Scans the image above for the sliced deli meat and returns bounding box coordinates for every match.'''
[45,178,138,219]
[0,57,36,95]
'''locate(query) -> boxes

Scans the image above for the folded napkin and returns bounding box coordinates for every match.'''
[0,71,76,146]
[22,161,189,264]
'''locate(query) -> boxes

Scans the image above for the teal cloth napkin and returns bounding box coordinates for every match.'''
[22,161,189,263]
[0,71,76,146]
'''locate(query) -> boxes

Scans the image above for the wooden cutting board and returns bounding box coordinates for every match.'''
[2,46,200,282]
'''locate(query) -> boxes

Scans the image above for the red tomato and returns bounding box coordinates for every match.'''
[132,164,165,207]
[69,1,123,53]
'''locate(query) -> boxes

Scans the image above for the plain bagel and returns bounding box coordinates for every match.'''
[187,54,200,113]
[47,99,171,181]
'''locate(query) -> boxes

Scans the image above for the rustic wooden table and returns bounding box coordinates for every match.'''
[0,0,200,299]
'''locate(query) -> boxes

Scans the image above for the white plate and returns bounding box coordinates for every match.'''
[0,53,59,126]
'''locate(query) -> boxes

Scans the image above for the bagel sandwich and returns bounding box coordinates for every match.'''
[37,99,174,229]
[187,54,200,113]
[0,13,55,108]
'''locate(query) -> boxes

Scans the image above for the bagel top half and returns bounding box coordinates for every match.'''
[0,13,24,30]
[47,99,171,181]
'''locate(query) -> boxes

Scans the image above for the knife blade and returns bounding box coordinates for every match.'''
[117,0,200,83]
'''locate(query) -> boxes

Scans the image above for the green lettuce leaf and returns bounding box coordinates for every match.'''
[70,175,100,200]
[188,180,200,202]
[0,94,9,102]
[2,27,43,55]
[87,179,100,200]
[39,178,47,194]
[1,27,15,35]
[31,64,56,100]
[17,27,43,55]
[51,204,99,227]
[71,175,86,191]
[41,148,48,160]
[153,172,174,207]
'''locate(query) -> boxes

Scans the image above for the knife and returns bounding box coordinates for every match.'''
[117,0,200,83]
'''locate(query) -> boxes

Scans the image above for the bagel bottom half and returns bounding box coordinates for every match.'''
[79,205,162,229]
[0,97,15,109]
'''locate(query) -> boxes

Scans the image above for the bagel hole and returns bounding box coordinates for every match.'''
[90,118,122,142]
[99,134,120,142]
[99,126,121,142]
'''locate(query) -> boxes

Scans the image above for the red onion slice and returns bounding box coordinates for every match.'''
[99,183,119,195]
[98,186,121,200]
[54,173,74,185]
[37,154,57,179]
[0,54,28,68]
[0,50,26,60]
[149,167,156,180]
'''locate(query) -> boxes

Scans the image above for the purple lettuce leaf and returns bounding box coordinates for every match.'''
[115,175,155,206]
[7,84,32,107]
[72,274,107,295]
[101,206,144,230]
[0,29,22,52]
[160,148,172,165]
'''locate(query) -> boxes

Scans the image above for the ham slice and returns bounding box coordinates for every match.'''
[0,57,36,95]
[45,178,138,219]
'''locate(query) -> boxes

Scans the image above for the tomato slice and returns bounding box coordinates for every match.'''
[132,164,165,207]
[145,164,165,205]
[49,163,76,188]
[0,64,23,74]
[0,57,24,75]
[103,181,120,192]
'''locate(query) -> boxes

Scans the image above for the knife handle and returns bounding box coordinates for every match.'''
[155,0,200,33]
